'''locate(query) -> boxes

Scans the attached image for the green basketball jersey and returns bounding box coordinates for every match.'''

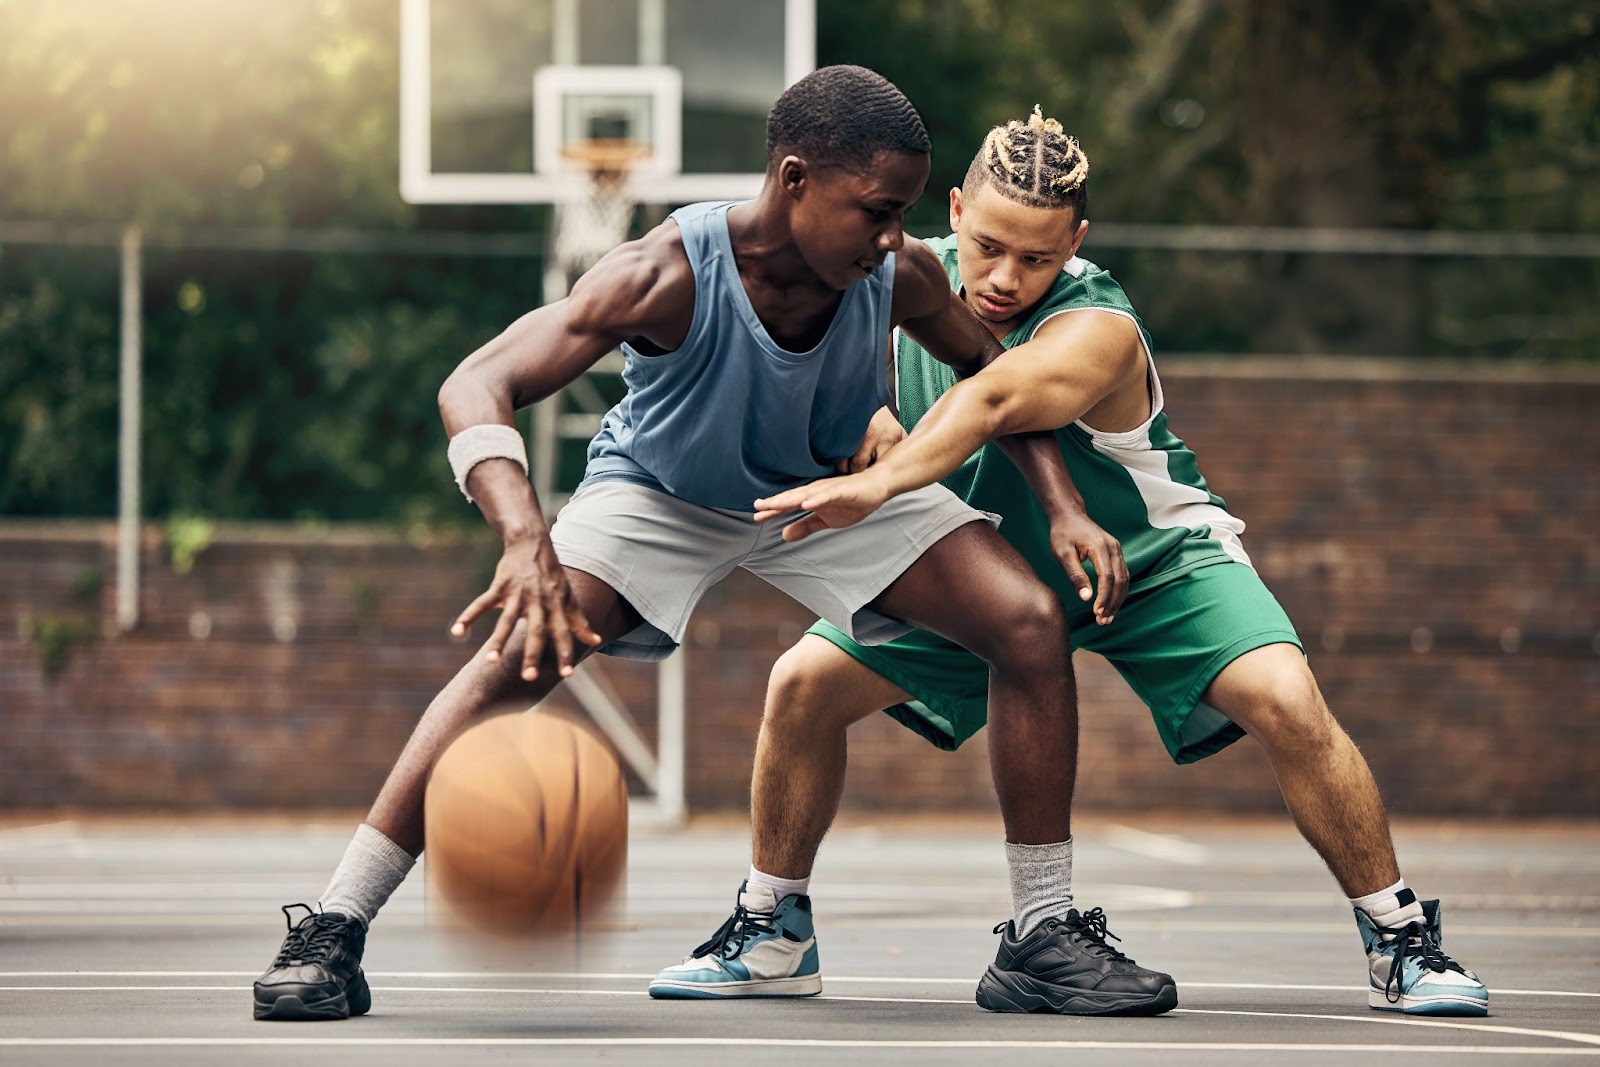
[895,235,1251,612]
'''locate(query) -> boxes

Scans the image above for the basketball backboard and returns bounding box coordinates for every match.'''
[399,0,815,205]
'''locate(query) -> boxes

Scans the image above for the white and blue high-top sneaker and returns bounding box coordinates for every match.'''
[649,881,822,999]
[1357,898,1488,1016]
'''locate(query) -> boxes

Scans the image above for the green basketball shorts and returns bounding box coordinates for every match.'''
[807,559,1301,764]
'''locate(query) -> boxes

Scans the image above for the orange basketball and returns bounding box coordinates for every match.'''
[424,710,628,935]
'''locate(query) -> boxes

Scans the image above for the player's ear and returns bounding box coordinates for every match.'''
[778,155,808,200]
[949,186,964,231]
[1068,217,1089,258]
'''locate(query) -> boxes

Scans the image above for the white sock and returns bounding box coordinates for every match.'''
[1350,878,1424,941]
[1006,838,1073,937]
[319,823,416,928]
[746,865,809,908]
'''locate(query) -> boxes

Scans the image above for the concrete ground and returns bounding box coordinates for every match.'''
[0,813,1596,1065]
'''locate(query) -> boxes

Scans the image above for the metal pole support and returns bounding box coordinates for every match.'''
[116,225,143,632]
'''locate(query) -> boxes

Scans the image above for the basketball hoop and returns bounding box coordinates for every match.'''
[552,140,647,277]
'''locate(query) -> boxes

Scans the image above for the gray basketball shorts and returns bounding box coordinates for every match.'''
[547,479,996,661]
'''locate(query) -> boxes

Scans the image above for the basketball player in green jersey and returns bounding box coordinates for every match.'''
[655,109,1488,1017]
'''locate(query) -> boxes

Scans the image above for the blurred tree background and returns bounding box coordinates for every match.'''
[2,0,1597,521]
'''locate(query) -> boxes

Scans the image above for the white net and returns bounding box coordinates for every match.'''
[552,176,635,278]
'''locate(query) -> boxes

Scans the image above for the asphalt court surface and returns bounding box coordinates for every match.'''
[1,814,1596,1065]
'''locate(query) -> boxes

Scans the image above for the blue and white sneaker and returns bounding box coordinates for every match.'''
[648,881,822,999]
[1357,898,1488,1016]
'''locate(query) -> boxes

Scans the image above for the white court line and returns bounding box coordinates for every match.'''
[0,986,962,1006]
[0,986,649,996]
[0,1038,1594,1054]
[4,972,1596,998]
[0,820,79,837]
[1178,1008,1600,1048]
[5,985,1600,1044]
[3,915,1594,937]
[5,881,1597,910]
[840,918,1600,938]
[3,985,1597,1035]
[1104,824,1210,865]
[1188,982,1600,998]
[3,985,1597,1048]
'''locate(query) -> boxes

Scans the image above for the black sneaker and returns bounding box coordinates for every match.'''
[253,903,371,1021]
[975,906,1178,1016]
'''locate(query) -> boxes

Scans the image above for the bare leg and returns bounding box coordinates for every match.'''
[869,522,1076,845]
[1203,643,1400,897]
[751,635,913,879]
[366,567,643,856]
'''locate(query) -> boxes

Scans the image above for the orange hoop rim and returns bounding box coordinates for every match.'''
[559,139,653,176]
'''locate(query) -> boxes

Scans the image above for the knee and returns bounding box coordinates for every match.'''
[762,640,867,735]
[969,584,1068,671]
[1234,665,1339,756]
[765,642,817,711]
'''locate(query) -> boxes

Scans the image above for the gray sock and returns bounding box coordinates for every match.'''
[1006,837,1074,937]
[319,823,416,928]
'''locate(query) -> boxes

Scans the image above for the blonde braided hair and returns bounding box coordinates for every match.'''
[963,106,1089,213]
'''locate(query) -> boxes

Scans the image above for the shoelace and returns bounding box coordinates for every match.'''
[691,903,778,962]
[1378,919,1470,1005]
[993,906,1134,962]
[1058,907,1134,961]
[272,903,348,967]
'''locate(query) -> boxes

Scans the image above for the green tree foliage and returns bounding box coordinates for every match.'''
[2,0,1596,520]
[821,0,1600,357]
[0,249,120,514]
[0,0,543,520]
[0,0,409,228]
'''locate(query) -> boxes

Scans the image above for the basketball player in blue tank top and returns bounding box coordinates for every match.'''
[252,65,1174,1022]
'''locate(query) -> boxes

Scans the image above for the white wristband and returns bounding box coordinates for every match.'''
[447,423,529,503]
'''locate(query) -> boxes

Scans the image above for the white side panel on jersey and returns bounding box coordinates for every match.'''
[1094,439,1252,567]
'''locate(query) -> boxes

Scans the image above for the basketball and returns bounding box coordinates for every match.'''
[424,710,628,936]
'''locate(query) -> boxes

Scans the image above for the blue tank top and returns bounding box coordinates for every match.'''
[579,201,896,511]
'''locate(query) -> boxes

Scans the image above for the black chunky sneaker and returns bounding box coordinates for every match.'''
[975,906,1178,1016]
[253,903,371,1021]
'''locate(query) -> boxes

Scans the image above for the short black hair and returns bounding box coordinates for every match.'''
[765,65,931,173]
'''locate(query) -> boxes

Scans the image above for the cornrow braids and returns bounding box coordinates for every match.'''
[766,65,930,174]
[963,105,1090,216]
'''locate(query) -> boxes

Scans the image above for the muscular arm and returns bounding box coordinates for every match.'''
[755,304,1142,616]
[438,223,694,676]
[865,306,1143,502]
[889,239,1003,376]
[844,241,1131,618]
[438,228,693,544]
[888,239,1084,525]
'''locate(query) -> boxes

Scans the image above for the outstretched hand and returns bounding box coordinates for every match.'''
[448,536,603,680]
[754,470,893,543]
[1049,512,1128,625]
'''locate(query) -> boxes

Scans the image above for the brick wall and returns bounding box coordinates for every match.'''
[3,360,1597,817]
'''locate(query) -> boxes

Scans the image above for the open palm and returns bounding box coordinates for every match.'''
[754,471,892,542]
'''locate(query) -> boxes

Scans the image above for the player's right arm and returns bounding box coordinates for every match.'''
[438,223,694,681]
[870,239,1127,620]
